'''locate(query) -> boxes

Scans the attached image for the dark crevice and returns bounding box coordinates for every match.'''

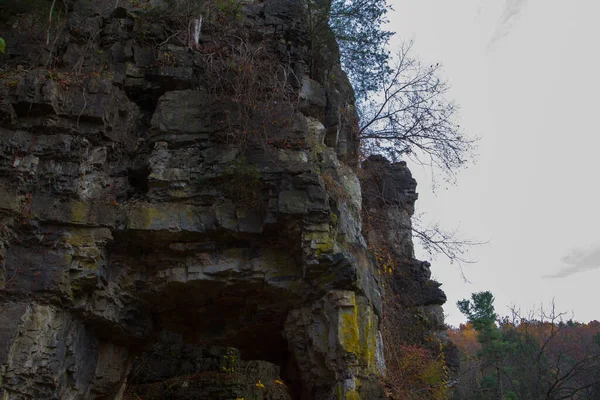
[127,165,150,196]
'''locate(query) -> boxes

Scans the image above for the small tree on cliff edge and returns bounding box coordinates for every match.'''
[328,0,394,100]
[327,0,477,182]
[358,41,477,182]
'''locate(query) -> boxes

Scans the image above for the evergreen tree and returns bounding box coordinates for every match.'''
[328,0,394,100]
[457,292,516,400]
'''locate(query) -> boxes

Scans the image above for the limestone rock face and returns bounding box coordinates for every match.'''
[283,290,385,399]
[360,155,459,379]
[0,1,384,399]
[0,303,130,399]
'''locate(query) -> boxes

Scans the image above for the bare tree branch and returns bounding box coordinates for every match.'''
[359,41,478,182]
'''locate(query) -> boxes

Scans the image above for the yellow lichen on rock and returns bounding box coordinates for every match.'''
[335,292,380,374]
[340,309,360,356]
[338,293,360,356]
[70,201,91,224]
[345,390,361,400]
[358,304,378,371]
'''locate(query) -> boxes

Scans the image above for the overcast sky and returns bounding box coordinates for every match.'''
[386,0,600,326]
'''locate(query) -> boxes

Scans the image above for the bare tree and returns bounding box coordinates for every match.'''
[502,303,600,400]
[411,215,483,275]
[359,41,477,181]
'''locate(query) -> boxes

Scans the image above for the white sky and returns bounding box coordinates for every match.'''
[386,0,600,326]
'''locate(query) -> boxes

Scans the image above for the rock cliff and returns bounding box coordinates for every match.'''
[0,1,453,399]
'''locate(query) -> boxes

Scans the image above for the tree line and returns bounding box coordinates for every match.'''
[451,292,600,400]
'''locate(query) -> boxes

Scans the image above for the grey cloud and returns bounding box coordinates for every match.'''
[545,244,600,278]
[488,0,531,48]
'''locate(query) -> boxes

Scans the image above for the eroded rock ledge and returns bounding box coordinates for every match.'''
[0,1,451,399]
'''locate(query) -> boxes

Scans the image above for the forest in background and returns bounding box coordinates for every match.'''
[449,292,600,400]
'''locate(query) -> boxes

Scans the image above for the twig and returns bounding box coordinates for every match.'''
[77,86,87,131]
[44,24,63,68]
[1,266,21,290]
[158,30,186,47]
[73,28,103,74]
[46,0,57,45]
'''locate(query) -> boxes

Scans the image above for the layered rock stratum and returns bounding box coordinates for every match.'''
[0,1,454,399]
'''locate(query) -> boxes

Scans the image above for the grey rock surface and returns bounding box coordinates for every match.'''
[0,1,385,399]
[0,1,453,399]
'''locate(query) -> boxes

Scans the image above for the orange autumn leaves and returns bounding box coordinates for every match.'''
[449,320,600,359]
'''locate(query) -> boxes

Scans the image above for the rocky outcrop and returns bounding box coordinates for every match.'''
[0,0,456,398]
[0,1,383,399]
[360,155,459,379]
